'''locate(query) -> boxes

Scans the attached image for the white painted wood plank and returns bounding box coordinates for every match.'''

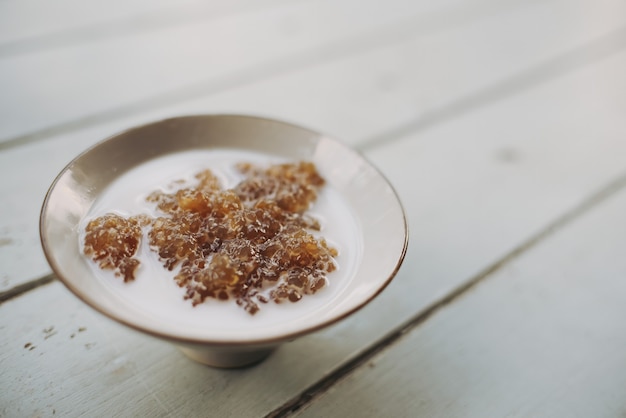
[1,0,625,291]
[2,35,626,417]
[295,161,626,418]
[0,0,557,143]
[0,0,289,47]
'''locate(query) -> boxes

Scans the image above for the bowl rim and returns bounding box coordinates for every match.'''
[40,113,409,347]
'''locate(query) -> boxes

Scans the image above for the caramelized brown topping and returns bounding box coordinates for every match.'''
[83,161,338,314]
[83,214,143,282]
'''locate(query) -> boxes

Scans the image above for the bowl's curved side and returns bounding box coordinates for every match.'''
[40,114,408,348]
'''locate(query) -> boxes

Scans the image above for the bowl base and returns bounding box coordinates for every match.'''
[177,345,277,368]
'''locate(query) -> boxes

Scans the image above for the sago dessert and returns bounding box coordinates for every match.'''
[80,150,361,332]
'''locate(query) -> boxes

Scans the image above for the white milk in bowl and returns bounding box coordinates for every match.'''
[79,149,362,340]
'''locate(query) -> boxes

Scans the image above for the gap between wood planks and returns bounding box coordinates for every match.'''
[265,168,626,417]
[0,0,533,151]
[358,24,626,151]
[1,22,626,303]
[0,273,55,304]
[0,0,296,59]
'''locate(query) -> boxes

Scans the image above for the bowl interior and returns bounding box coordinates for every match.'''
[40,115,407,345]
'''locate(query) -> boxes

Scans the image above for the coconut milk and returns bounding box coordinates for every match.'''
[80,149,362,335]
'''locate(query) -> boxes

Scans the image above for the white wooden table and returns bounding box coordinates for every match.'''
[2,0,626,416]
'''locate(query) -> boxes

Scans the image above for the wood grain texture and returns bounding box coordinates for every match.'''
[295,147,626,418]
[3,0,626,416]
[0,0,488,143]
[0,0,289,49]
[2,33,626,418]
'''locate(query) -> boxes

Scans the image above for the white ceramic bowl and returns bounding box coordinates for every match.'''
[40,115,408,367]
